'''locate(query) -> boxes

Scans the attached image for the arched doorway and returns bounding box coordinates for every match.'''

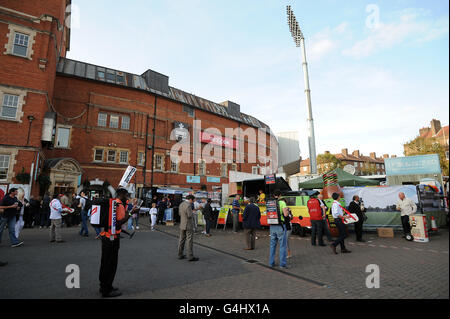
[45,158,82,196]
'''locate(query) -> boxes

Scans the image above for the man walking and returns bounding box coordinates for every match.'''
[330,193,352,254]
[318,194,333,242]
[0,191,21,247]
[177,195,198,262]
[40,192,51,228]
[396,192,417,238]
[79,191,90,237]
[231,194,241,233]
[49,194,65,243]
[269,190,290,269]
[202,198,214,237]
[99,188,132,298]
[348,195,366,242]
[307,192,326,247]
[242,197,261,250]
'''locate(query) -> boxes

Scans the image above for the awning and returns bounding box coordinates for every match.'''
[156,187,193,195]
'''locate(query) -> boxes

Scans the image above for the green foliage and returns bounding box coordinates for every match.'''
[37,175,51,191]
[15,167,31,184]
[316,153,342,174]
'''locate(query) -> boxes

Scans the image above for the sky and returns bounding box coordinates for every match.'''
[67,0,449,159]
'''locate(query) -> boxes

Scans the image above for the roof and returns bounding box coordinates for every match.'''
[56,58,272,133]
[298,168,379,189]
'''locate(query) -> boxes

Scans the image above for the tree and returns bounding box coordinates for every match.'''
[403,136,449,176]
[316,153,342,174]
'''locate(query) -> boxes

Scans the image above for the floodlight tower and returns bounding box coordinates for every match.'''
[286,5,317,175]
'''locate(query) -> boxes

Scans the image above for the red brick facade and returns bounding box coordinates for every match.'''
[0,1,277,198]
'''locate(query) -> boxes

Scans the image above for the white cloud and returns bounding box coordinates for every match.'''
[342,9,449,58]
[308,22,350,62]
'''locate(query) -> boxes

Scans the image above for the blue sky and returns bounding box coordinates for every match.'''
[67,0,449,159]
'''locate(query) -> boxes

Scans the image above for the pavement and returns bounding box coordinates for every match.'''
[0,220,448,299]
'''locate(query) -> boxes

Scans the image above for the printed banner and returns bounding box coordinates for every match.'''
[217,207,229,225]
[266,199,279,224]
[119,166,137,187]
[90,205,100,224]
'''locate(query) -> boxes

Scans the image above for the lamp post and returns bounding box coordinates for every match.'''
[286,5,317,175]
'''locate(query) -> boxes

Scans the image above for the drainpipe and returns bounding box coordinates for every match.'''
[150,96,157,191]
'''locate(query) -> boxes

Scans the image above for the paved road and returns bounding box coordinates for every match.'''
[0,220,448,299]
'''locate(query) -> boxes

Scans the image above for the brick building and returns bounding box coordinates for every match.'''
[0,1,277,198]
[299,149,395,176]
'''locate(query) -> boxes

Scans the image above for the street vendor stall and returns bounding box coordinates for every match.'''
[298,168,380,189]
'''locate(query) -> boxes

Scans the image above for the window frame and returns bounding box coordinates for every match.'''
[119,150,129,164]
[198,159,206,176]
[0,154,11,181]
[138,152,145,166]
[220,163,228,178]
[5,25,36,60]
[12,32,29,57]
[109,115,119,129]
[55,125,72,149]
[1,93,19,119]
[98,112,107,127]
[121,115,130,130]
[107,150,117,163]
[94,149,104,162]
[154,154,164,171]
[170,160,179,173]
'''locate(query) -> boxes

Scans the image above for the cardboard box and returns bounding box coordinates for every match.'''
[377,228,394,238]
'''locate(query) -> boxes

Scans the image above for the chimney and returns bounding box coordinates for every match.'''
[430,119,441,135]
[325,151,330,155]
[220,100,241,117]
[419,127,431,137]
[383,154,389,159]
[352,150,360,157]
[370,152,376,159]
[342,149,348,156]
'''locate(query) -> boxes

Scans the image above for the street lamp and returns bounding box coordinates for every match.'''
[286,5,317,175]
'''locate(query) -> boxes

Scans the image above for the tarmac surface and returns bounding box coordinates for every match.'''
[0,219,448,299]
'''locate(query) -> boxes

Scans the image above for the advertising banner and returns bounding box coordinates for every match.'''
[187,176,201,184]
[385,154,441,176]
[119,166,137,187]
[199,132,238,149]
[266,199,279,224]
[410,214,429,243]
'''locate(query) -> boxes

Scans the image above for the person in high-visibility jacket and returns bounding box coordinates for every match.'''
[98,188,135,298]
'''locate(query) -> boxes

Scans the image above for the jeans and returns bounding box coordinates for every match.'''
[205,219,212,235]
[269,225,287,267]
[40,211,50,227]
[332,219,347,250]
[0,215,20,245]
[80,210,89,235]
[311,220,324,245]
[232,211,240,232]
[322,219,333,241]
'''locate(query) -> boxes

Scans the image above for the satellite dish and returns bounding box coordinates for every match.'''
[344,164,356,175]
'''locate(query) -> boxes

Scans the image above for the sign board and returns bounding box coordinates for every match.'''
[199,132,238,149]
[90,205,100,225]
[207,177,221,183]
[385,154,441,176]
[109,199,117,241]
[265,174,276,185]
[119,166,137,187]
[266,199,279,225]
[187,176,201,184]
[410,214,429,243]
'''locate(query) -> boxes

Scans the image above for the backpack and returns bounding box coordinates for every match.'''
[276,200,292,231]
[90,198,125,231]
[307,198,322,220]
[83,196,93,211]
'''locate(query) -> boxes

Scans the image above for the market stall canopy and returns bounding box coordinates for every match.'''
[298,168,380,189]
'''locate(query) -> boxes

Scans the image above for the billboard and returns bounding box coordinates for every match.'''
[385,154,441,176]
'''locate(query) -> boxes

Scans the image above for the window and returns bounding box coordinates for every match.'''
[116,75,125,85]
[121,116,130,130]
[260,167,266,175]
[138,152,145,166]
[171,160,178,173]
[98,113,107,127]
[198,160,206,176]
[97,71,105,81]
[106,72,116,83]
[220,163,228,178]
[183,105,194,117]
[252,166,259,175]
[353,162,358,167]
[446,151,449,160]
[107,150,116,163]
[231,164,237,172]
[0,154,10,180]
[109,115,119,128]
[154,154,164,171]
[13,32,29,57]
[56,127,71,148]
[119,151,128,164]
[94,149,103,162]
[1,94,19,118]
[303,166,308,172]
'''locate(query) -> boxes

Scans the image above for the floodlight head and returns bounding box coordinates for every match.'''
[286,5,304,47]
